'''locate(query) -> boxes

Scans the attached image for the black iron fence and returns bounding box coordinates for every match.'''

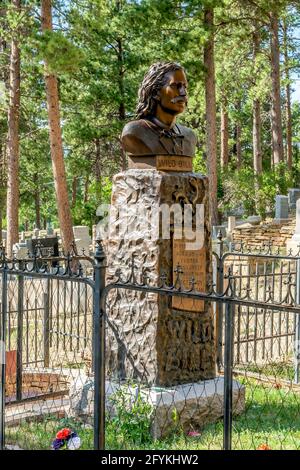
[1,239,300,450]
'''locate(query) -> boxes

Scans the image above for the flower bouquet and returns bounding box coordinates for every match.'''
[52,428,81,450]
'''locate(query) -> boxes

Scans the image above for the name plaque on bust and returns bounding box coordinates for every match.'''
[156,155,193,172]
[172,233,206,312]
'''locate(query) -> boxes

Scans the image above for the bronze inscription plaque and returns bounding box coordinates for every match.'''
[172,236,206,312]
[156,155,193,172]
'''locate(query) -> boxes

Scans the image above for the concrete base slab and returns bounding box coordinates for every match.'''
[68,375,245,439]
[145,377,245,439]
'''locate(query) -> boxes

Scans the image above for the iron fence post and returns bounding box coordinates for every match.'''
[294,259,300,383]
[16,262,24,401]
[215,232,224,371]
[0,265,7,450]
[223,300,234,451]
[93,240,106,450]
[43,278,50,369]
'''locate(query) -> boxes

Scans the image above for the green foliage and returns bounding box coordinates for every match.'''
[108,386,153,446]
[221,163,293,219]
[1,0,300,230]
[37,30,84,74]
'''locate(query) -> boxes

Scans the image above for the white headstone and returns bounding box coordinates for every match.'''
[73,226,90,240]
[13,242,28,259]
[227,216,236,233]
[73,226,91,259]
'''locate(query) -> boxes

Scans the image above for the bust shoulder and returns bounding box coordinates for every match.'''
[121,119,150,138]
[121,120,154,155]
[176,123,197,145]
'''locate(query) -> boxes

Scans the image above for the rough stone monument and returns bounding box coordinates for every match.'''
[97,62,244,435]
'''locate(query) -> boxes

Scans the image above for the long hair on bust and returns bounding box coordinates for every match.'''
[136,61,184,119]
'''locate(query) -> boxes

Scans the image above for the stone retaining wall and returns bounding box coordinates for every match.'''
[232,218,296,249]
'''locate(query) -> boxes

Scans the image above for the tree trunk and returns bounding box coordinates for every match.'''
[236,122,242,169]
[84,176,89,203]
[270,12,284,166]
[253,99,262,174]
[72,176,78,208]
[94,138,102,203]
[34,174,41,229]
[0,209,2,244]
[0,12,8,241]
[41,0,75,254]
[6,0,21,256]
[252,27,262,175]
[204,8,218,225]
[220,97,229,169]
[117,37,127,171]
[283,18,292,171]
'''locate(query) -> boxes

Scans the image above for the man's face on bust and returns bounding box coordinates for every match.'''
[156,69,188,117]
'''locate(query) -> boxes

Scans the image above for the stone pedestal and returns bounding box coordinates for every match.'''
[105,169,215,387]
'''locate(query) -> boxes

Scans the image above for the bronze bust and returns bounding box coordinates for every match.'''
[121,62,196,170]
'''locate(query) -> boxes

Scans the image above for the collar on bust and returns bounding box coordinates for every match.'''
[151,116,175,131]
[146,117,184,139]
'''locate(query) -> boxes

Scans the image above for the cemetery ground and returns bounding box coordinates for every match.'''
[5,364,300,450]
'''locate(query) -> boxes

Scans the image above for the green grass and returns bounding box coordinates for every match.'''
[6,376,300,450]
[241,360,295,382]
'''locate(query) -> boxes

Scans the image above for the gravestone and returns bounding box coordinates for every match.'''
[13,242,28,259]
[33,228,39,239]
[26,237,59,268]
[73,226,91,255]
[47,225,55,236]
[288,188,300,211]
[286,199,300,255]
[27,237,59,257]
[105,170,215,386]
[275,195,289,221]
[227,216,236,233]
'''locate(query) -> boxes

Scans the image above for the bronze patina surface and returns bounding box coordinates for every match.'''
[121,62,197,167]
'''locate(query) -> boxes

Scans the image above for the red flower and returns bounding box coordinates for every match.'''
[187,431,201,437]
[56,428,71,440]
[257,443,271,450]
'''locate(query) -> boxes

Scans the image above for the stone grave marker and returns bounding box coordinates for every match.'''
[288,188,300,211]
[286,199,300,255]
[275,195,289,221]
